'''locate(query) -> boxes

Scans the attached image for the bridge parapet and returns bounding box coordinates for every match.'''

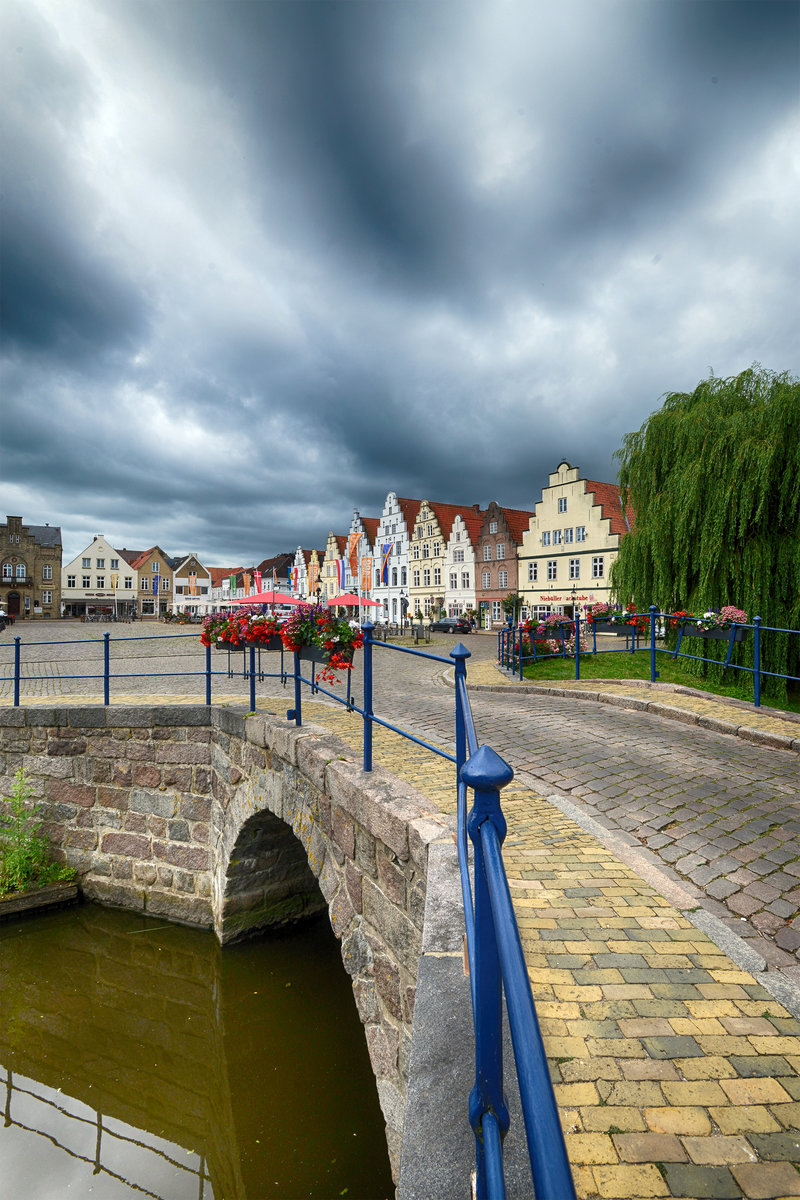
[0,704,454,1181]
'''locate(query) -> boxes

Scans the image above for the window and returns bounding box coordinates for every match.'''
[498,569,508,588]
[547,560,557,581]
[96,558,105,568]
[450,572,458,589]
[161,578,169,590]
[569,558,580,580]
[453,548,465,563]
[111,558,119,569]
[492,600,502,621]
[1,563,11,580]
[422,544,429,558]
[423,569,431,586]
[15,563,26,580]
[462,571,470,589]
[528,562,538,582]
[563,528,573,544]
[413,545,420,560]
[401,567,407,586]
[433,567,441,586]
[391,567,398,586]
[542,531,551,546]
[576,526,587,542]
[482,570,491,588]
[489,520,498,533]
[553,530,562,545]
[124,578,133,589]
[483,544,492,561]
[454,531,461,541]
[496,543,505,559]
[82,576,91,588]
[67,575,76,588]
[375,569,381,587]
[42,590,52,605]
[82,558,91,569]
[413,569,420,587]
[592,556,605,578]
[97,576,105,589]
[141,577,149,590]
[42,564,53,580]
[152,561,159,572]
[558,497,568,513]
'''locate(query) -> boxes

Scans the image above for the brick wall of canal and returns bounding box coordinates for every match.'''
[0,705,456,1181]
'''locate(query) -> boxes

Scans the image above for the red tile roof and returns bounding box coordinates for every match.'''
[499,506,536,545]
[208,567,245,586]
[360,516,380,543]
[584,480,634,537]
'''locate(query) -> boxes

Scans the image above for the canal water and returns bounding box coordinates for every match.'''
[0,902,394,1199]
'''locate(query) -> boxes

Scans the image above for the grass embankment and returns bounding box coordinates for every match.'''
[519,646,800,715]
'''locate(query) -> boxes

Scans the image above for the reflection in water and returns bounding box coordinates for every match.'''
[0,903,393,1199]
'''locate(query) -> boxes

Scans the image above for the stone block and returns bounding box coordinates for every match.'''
[129,787,176,818]
[47,779,96,808]
[362,876,422,974]
[153,841,210,872]
[101,831,151,858]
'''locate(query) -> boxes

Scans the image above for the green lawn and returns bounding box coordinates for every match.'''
[516,645,800,715]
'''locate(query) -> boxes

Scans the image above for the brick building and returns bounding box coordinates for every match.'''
[1,515,62,620]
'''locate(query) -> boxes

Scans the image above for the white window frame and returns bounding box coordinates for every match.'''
[482,570,491,589]
[542,531,551,546]
[569,558,580,580]
[496,543,505,560]
[558,497,567,513]
[547,560,557,581]
[576,526,587,543]
[498,569,508,589]
[528,562,538,582]
[592,556,605,578]
[483,544,492,561]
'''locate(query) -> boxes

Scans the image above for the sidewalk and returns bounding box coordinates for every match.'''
[6,687,800,1197]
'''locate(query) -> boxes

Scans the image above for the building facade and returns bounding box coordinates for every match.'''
[518,461,633,621]
[443,508,484,618]
[474,502,534,628]
[172,555,213,614]
[371,494,419,625]
[62,535,136,619]
[1,515,62,620]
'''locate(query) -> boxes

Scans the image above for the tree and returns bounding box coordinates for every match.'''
[610,365,800,701]
[502,592,523,623]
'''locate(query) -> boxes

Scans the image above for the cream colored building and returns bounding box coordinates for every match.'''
[172,555,213,614]
[518,461,633,621]
[62,535,137,618]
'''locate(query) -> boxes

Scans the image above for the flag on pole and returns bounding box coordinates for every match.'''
[243,572,251,595]
[348,532,360,577]
[308,562,319,597]
[229,573,237,592]
[337,559,346,589]
[254,570,262,593]
[381,544,392,584]
[189,573,197,596]
[360,557,372,592]
[111,574,119,591]
[152,574,160,594]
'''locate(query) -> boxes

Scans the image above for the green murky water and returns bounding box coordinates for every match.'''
[0,902,393,1200]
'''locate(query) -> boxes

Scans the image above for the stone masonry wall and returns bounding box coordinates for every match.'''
[0,704,454,1180]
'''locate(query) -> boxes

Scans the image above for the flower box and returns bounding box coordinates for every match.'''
[593,619,633,636]
[685,625,748,642]
[298,642,353,664]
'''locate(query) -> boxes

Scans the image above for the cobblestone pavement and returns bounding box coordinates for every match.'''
[3,622,800,1198]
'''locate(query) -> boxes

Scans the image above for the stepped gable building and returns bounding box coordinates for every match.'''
[348,510,380,601]
[408,499,481,620]
[320,533,349,602]
[475,502,535,628]
[372,494,421,625]
[1,515,62,620]
[443,505,484,619]
[290,546,325,601]
[518,460,634,620]
[62,535,135,619]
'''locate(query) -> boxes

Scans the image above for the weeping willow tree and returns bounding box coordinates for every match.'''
[610,365,800,702]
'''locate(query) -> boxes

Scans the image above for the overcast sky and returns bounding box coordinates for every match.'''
[2,0,798,567]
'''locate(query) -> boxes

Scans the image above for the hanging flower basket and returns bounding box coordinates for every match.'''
[281,604,362,680]
[593,619,634,636]
[299,641,353,664]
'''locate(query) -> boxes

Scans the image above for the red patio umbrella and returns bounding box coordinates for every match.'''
[328,593,381,606]
[238,591,300,605]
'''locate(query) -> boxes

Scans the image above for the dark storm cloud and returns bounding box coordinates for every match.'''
[1,0,798,565]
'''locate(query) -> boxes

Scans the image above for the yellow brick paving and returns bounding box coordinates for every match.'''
[6,690,800,1198]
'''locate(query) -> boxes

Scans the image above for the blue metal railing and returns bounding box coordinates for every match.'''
[499,608,799,708]
[1,622,576,1197]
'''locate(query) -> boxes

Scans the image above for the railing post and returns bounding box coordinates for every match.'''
[205,643,212,705]
[754,616,761,707]
[249,643,256,711]
[362,621,374,772]
[451,643,471,783]
[14,636,21,707]
[287,652,302,726]
[574,611,580,681]
[104,632,110,705]
[650,606,659,681]
[463,744,514,1198]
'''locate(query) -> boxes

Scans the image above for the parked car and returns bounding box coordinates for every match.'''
[429,616,471,634]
